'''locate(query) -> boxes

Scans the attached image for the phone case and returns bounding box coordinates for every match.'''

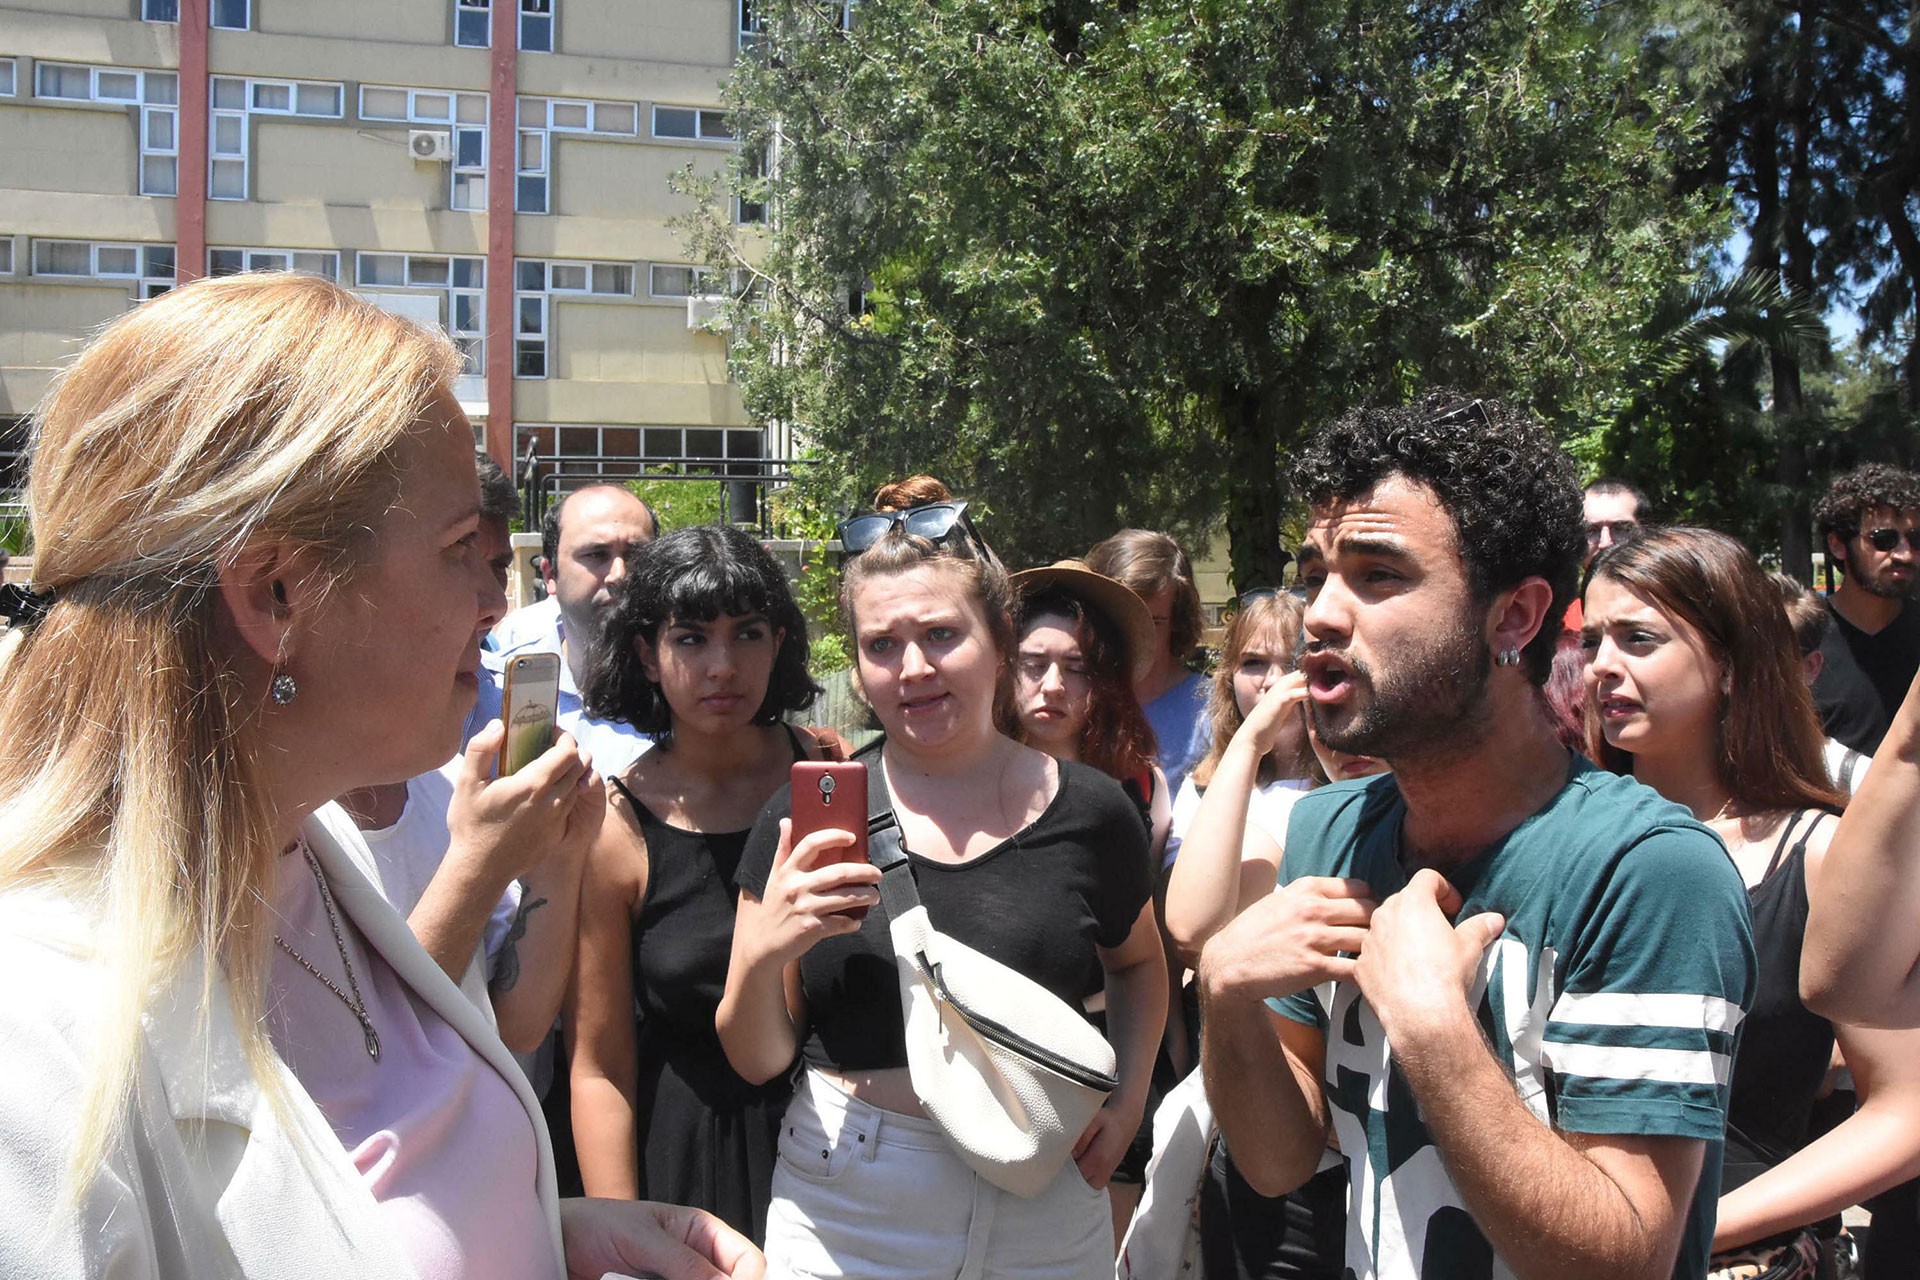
[500,652,561,775]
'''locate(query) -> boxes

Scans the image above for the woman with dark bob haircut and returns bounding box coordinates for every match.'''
[1583,527,1920,1274]
[569,523,836,1241]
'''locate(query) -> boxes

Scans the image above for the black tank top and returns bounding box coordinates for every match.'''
[610,727,805,1102]
[1721,809,1835,1192]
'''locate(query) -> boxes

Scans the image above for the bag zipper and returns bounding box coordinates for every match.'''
[914,953,1120,1094]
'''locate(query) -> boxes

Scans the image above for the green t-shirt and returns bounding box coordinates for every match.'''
[1271,759,1756,1280]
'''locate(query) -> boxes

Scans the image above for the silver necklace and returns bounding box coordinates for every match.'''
[274,841,381,1062]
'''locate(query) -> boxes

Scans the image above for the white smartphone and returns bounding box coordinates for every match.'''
[499,652,562,775]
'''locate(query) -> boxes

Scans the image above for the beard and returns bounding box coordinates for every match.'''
[1854,560,1917,600]
[1308,606,1495,763]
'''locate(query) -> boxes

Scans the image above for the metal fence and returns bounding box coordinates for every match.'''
[516,444,812,538]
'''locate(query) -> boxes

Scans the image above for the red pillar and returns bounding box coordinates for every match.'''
[484,0,517,468]
[175,0,208,283]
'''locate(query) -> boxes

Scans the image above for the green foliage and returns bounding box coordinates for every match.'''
[765,463,859,673]
[681,0,1731,585]
[625,469,724,530]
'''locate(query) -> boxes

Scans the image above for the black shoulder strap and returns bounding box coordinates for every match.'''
[1762,810,1805,880]
[864,754,922,920]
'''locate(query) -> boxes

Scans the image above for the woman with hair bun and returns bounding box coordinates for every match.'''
[570,524,832,1242]
[719,498,1167,1278]
[0,275,758,1279]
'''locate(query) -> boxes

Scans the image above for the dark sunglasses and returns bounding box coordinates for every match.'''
[836,501,998,564]
[1863,527,1920,553]
[1585,519,1640,545]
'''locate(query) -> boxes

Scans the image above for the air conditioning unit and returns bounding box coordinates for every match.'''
[409,130,453,162]
[687,295,731,331]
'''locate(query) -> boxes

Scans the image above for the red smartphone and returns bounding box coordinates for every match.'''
[790,760,870,920]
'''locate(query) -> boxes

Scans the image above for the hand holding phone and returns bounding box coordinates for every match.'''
[500,652,562,776]
[789,760,870,920]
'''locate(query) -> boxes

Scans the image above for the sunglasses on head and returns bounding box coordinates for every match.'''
[1863,527,1920,553]
[836,501,998,564]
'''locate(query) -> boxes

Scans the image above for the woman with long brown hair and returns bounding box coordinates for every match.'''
[1584,527,1920,1276]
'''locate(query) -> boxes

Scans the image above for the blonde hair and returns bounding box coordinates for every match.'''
[0,274,460,1199]
[1191,592,1310,788]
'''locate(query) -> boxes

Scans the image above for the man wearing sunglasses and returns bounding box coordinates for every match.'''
[1812,463,1920,755]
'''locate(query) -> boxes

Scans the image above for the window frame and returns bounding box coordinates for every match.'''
[208,246,340,280]
[650,105,735,143]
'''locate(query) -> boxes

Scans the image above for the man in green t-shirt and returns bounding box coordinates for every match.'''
[1200,394,1755,1280]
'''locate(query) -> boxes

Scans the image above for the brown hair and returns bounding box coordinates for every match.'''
[1085,528,1203,661]
[873,475,952,512]
[1003,587,1158,781]
[1771,571,1830,658]
[1539,629,1589,755]
[1191,592,1312,787]
[1585,527,1843,813]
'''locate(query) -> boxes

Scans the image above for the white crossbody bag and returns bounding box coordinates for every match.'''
[867,762,1120,1198]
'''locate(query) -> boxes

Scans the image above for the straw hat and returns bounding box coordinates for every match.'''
[1009,559,1159,685]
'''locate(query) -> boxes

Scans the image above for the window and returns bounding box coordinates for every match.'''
[515,294,547,377]
[737,144,769,225]
[517,128,548,214]
[452,0,554,50]
[521,0,553,52]
[34,63,96,101]
[518,95,639,137]
[455,0,490,46]
[359,86,489,210]
[512,257,638,379]
[205,76,345,202]
[359,85,487,126]
[737,0,854,50]
[648,263,719,298]
[355,254,486,376]
[208,247,339,280]
[651,106,734,142]
[0,238,14,275]
[0,58,14,98]
[211,0,249,27]
[510,96,639,215]
[31,240,175,298]
[452,126,487,212]
[34,65,181,196]
[142,0,179,20]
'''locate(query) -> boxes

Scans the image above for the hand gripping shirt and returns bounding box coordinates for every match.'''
[1271,760,1756,1280]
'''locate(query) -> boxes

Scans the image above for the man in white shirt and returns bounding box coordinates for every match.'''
[479,483,658,774]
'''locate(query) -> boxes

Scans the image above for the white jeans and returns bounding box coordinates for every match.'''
[764,1070,1113,1280]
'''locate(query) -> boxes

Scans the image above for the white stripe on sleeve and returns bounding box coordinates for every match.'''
[1541,1041,1732,1086]
[1549,991,1745,1035]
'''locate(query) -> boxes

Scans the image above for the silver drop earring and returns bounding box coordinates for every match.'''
[1495,647,1522,667]
[270,670,298,705]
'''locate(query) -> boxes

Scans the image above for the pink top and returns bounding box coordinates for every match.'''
[265,845,560,1280]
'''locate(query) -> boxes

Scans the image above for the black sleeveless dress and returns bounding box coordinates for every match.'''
[609,750,798,1244]
[1719,810,1839,1248]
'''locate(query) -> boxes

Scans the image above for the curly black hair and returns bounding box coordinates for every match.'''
[581,524,820,737]
[1814,463,1920,553]
[1287,390,1584,684]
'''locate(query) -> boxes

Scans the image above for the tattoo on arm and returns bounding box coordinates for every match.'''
[491,895,548,994]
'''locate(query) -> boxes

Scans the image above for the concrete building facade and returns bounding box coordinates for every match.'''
[0,0,767,492]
